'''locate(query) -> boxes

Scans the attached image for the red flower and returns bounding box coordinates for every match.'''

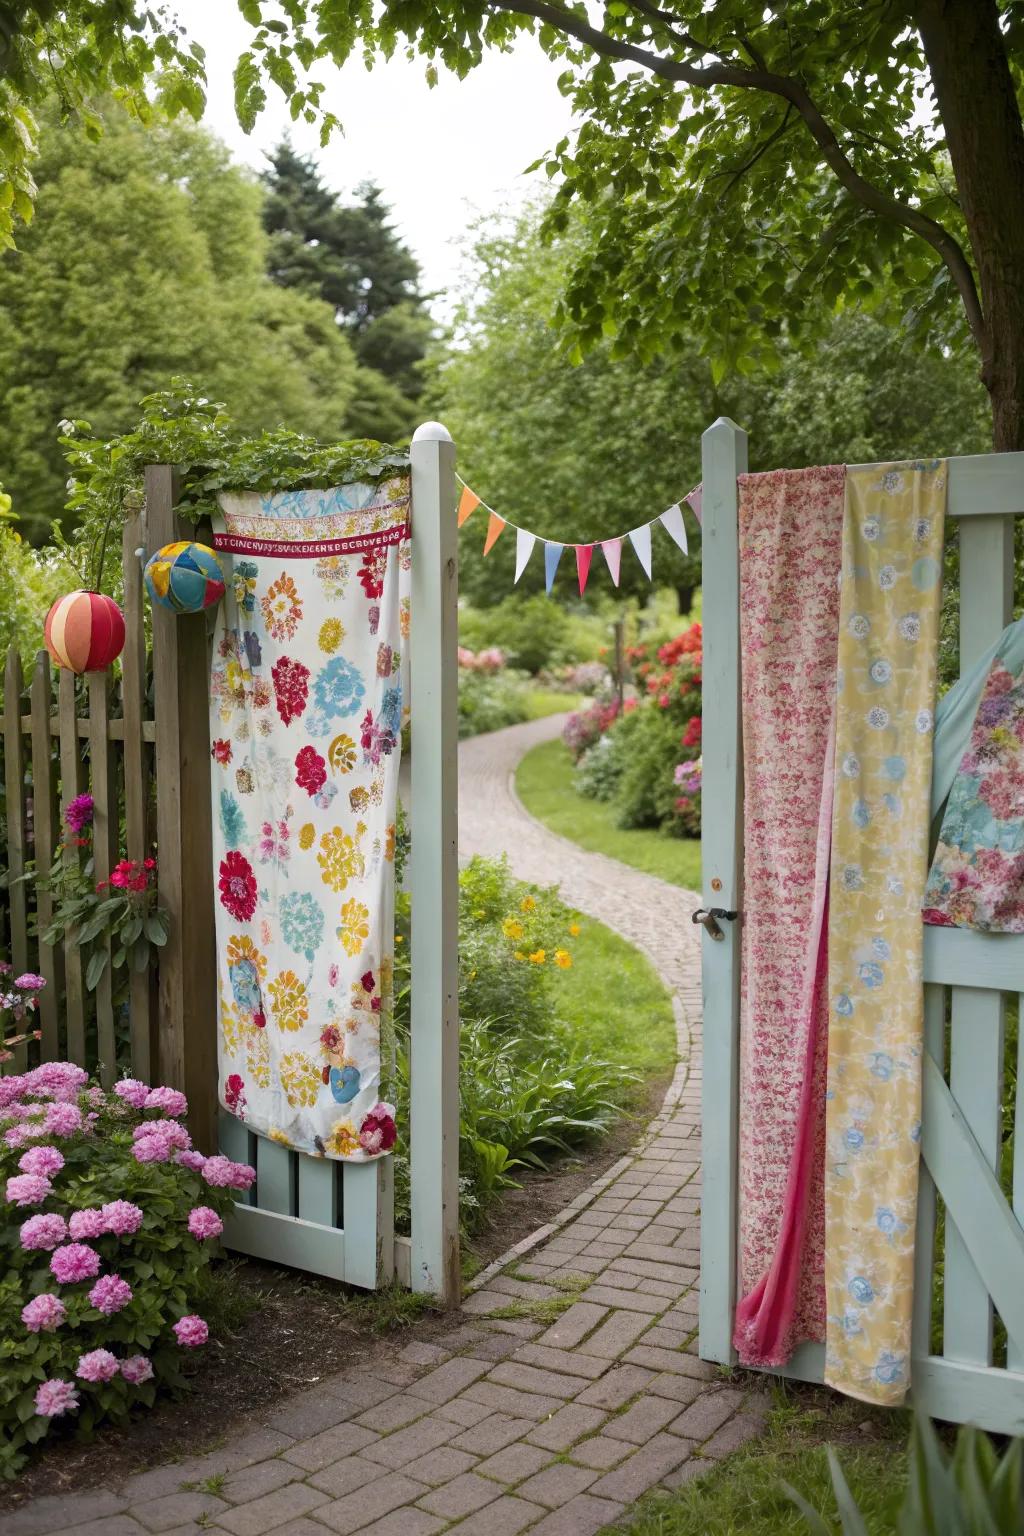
[224,1074,246,1114]
[143,857,157,871]
[218,851,258,922]
[295,746,327,796]
[681,716,702,749]
[358,549,387,600]
[360,971,375,993]
[272,655,310,726]
[212,739,232,766]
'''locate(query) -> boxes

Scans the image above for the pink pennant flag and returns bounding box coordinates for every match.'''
[575,544,594,597]
[601,538,622,587]
[684,484,703,526]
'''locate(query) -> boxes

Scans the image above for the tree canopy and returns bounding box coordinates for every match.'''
[3,2,1022,443]
[0,107,362,539]
[438,202,990,608]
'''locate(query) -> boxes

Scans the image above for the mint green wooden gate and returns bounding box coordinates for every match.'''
[220,423,461,1302]
[698,418,1024,1433]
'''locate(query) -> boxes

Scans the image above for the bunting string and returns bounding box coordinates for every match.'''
[455,475,702,596]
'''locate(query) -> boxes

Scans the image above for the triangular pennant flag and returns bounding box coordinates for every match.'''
[575,544,594,597]
[483,511,506,555]
[514,528,536,584]
[628,524,653,580]
[684,484,702,526]
[601,539,622,587]
[544,542,564,594]
[458,485,480,527]
[659,503,688,555]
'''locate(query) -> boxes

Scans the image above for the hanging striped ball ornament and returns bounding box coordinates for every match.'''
[144,540,225,614]
[44,591,126,674]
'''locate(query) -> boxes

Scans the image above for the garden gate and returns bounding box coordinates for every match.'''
[0,424,461,1303]
[699,418,1024,1434]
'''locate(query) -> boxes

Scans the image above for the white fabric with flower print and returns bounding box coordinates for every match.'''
[209,478,410,1161]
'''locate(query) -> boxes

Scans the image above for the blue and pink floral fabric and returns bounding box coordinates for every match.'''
[923,657,1024,931]
[209,479,410,1160]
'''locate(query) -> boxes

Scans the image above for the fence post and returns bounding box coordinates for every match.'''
[3,649,29,1070]
[698,417,747,1365]
[409,422,460,1303]
[147,465,217,1151]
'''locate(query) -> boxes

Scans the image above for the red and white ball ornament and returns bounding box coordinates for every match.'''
[43,591,126,674]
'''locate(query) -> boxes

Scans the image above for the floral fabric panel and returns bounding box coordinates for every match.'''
[734,465,845,1368]
[824,460,946,1405]
[209,478,411,1161]
[923,658,1024,931]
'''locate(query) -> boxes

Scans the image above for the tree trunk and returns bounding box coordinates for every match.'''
[916,0,1024,450]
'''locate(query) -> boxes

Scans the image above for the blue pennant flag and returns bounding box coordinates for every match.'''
[544,542,564,594]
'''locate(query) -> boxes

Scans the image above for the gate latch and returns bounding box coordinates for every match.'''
[691,907,739,942]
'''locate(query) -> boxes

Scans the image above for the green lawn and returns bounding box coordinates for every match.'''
[522,688,584,721]
[550,914,677,1087]
[516,737,702,891]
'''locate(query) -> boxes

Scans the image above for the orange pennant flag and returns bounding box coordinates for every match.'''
[458,486,481,527]
[483,511,506,556]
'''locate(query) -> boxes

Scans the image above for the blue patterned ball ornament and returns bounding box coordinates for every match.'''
[144,541,225,614]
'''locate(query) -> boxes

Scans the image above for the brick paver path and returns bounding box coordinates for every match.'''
[11,716,765,1536]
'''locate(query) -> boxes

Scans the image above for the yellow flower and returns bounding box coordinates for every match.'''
[318,617,345,653]
[318,826,365,891]
[514,951,526,962]
[268,969,308,1032]
[521,895,537,913]
[528,949,546,965]
[298,822,316,851]
[269,1128,292,1147]
[220,998,244,1055]
[279,1051,321,1108]
[328,733,358,774]
[246,1030,270,1088]
[395,933,404,944]
[554,949,573,970]
[384,823,396,863]
[568,922,581,937]
[226,933,267,980]
[502,918,524,942]
[350,786,369,813]
[325,1120,360,1157]
[338,898,370,957]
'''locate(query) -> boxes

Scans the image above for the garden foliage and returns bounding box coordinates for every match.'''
[0,1064,254,1478]
[567,623,702,839]
[391,856,627,1228]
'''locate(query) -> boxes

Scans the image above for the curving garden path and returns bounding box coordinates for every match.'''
[11,717,767,1536]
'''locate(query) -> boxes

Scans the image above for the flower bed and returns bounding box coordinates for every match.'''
[564,623,703,838]
[0,1063,253,1478]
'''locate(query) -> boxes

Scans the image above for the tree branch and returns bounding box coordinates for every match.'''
[487,0,987,351]
[710,104,795,198]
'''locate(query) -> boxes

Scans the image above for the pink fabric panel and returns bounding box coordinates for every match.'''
[733,465,845,1366]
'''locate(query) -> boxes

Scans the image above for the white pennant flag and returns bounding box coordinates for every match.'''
[628,523,653,580]
[514,528,536,584]
[659,504,688,555]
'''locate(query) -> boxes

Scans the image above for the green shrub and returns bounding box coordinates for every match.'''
[457,667,533,738]
[574,736,625,802]
[459,594,610,676]
[0,1065,253,1478]
[610,707,686,830]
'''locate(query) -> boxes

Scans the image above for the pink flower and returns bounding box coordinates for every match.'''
[89,1274,133,1315]
[101,1200,144,1236]
[5,1173,52,1206]
[18,1145,64,1178]
[113,1077,150,1109]
[22,1293,67,1332]
[295,745,327,796]
[187,1206,224,1240]
[120,1354,154,1385]
[15,973,46,991]
[271,655,310,726]
[43,1102,84,1136]
[27,1061,88,1099]
[358,1103,397,1155]
[64,793,94,833]
[0,1075,26,1108]
[132,1117,190,1149]
[20,1213,68,1251]
[4,1124,35,1149]
[218,851,258,923]
[133,1133,173,1164]
[35,1379,79,1417]
[68,1208,107,1240]
[173,1314,209,1348]
[175,1148,207,1173]
[144,1085,188,1117]
[202,1155,256,1191]
[50,1242,101,1283]
[76,1348,120,1383]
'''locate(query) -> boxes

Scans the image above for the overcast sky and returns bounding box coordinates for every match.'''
[173,1,577,304]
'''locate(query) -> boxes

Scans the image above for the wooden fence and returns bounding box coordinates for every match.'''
[0,467,217,1151]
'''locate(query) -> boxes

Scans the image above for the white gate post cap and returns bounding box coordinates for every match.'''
[412,421,453,443]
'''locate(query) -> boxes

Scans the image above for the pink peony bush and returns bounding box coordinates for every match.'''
[0,1063,254,1477]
